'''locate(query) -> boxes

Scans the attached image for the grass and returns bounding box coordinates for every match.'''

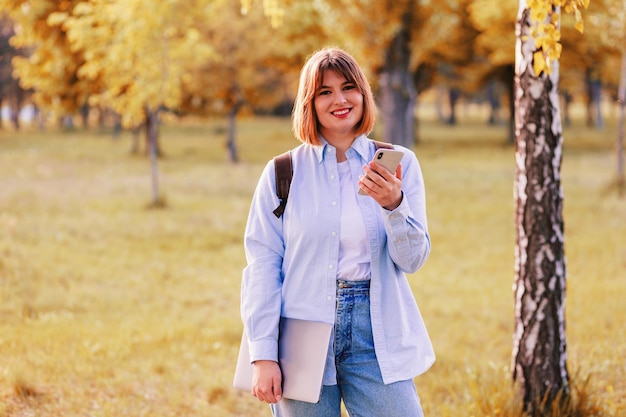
[0,113,624,416]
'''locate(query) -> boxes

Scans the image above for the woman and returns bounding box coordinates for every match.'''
[241,47,435,416]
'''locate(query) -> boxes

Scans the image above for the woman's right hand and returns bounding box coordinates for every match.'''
[251,360,283,403]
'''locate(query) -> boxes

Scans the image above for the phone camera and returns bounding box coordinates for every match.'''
[377,153,383,159]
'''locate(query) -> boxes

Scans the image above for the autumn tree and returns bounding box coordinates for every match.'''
[61,0,219,205]
[180,0,327,162]
[0,14,26,130]
[0,0,90,127]
[469,0,612,141]
[558,0,621,129]
[512,0,588,414]
[2,0,322,202]
[468,0,518,142]
[583,0,625,193]
[311,0,458,147]
[423,0,481,126]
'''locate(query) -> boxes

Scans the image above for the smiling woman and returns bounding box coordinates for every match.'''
[240,47,434,417]
[291,48,376,151]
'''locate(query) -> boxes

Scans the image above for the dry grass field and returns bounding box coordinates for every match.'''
[0,115,624,416]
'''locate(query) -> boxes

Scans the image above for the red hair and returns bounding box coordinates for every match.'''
[292,48,376,145]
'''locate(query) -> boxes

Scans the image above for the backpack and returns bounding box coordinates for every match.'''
[272,140,394,218]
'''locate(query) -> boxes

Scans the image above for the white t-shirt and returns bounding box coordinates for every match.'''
[336,160,371,280]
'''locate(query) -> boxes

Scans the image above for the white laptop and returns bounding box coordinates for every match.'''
[233,317,333,403]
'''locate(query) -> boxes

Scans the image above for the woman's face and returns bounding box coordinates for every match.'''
[313,70,364,141]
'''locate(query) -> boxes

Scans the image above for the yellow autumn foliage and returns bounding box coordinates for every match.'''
[528,0,590,74]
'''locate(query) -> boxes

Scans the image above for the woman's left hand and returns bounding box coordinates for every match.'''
[359,162,403,210]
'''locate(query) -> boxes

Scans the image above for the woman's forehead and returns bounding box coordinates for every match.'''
[321,70,346,82]
[317,67,352,86]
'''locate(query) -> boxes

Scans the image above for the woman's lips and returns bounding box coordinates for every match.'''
[332,108,351,117]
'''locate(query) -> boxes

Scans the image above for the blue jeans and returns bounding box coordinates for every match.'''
[271,280,424,417]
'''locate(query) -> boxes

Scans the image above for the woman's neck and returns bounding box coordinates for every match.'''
[323,132,356,162]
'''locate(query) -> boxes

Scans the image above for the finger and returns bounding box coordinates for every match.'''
[358,170,376,192]
[255,389,272,403]
[252,387,266,402]
[265,386,278,404]
[365,164,389,186]
[395,164,402,180]
[360,175,382,195]
[273,378,283,402]
[254,377,282,404]
[369,161,392,179]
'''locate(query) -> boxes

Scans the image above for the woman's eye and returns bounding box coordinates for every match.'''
[319,90,331,95]
[344,85,356,91]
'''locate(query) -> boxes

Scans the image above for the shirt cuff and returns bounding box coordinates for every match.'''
[249,337,279,364]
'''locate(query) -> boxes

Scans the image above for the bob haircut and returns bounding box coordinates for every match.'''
[292,47,376,145]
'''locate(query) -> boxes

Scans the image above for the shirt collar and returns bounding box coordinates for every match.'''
[312,134,371,164]
[351,134,372,161]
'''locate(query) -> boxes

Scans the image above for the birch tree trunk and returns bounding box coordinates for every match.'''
[378,9,415,148]
[512,2,569,413]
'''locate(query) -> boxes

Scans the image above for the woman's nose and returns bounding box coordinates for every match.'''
[335,92,347,104]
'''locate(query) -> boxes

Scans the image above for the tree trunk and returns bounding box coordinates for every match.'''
[80,103,89,129]
[378,9,415,149]
[143,115,161,157]
[227,103,241,163]
[617,51,626,195]
[561,91,572,127]
[435,86,446,123]
[512,3,569,415]
[131,125,141,154]
[33,105,45,131]
[591,79,603,129]
[112,112,122,139]
[413,63,433,143]
[447,88,461,125]
[10,85,23,131]
[486,80,500,126]
[506,64,516,144]
[585,67,604,129]
[145,107,162,207]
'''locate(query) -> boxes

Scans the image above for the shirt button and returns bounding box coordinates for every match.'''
[328,265,334,270]
[331,201,337,206]
[330,174,336,180]
[327,296,332,301]
[331,231,337,237]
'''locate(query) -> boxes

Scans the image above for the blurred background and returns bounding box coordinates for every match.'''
[0,1,625,416]
[0,0,624,148]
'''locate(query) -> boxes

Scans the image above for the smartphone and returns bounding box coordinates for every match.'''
[358,149,403,195]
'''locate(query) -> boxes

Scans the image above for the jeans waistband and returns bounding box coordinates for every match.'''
[337,279,371,289]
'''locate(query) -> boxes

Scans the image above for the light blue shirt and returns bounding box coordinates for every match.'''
[241,134,435,385]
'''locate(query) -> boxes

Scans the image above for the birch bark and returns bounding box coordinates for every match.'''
[512,1,569,412]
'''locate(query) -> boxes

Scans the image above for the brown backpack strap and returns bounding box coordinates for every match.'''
[372,140,394,150]
[273,151,293,218]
